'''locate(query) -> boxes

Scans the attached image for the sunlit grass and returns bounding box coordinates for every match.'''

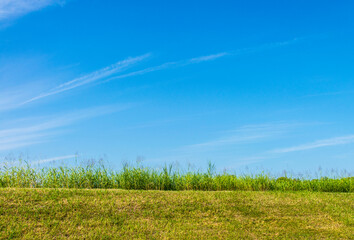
[0,162,352,192]
[0,162,352,239]
[0,189,353,239]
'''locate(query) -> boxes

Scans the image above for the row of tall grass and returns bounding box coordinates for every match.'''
[0,163,352,192]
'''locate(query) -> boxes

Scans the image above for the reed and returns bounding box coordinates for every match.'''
[0,162,352,192]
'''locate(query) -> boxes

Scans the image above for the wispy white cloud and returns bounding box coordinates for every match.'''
[7,38,303,109]
[19,52,226,106]
[0,0,64,22]
[271,135,354,153]
[1,52,224,112]
[0,55,69,112]
[103,52,229,83]
[22,54,150,104]
[0,84,43,111]
[189,52,229,63]
[252,37,305,51]
[142,121,323,168]
[228,122,306,134]
[186,135,267,150]
[0,154,76,166]
[0,104,131,152]
[105,38,303,84]
[169,121,325,167]
[31,154,77,165]
[142,123,299,166]
[0,89,27,111]
[183,122,301,151]
[0,140,44,152]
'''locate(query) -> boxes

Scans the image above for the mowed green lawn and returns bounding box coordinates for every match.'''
[0,189,352,239]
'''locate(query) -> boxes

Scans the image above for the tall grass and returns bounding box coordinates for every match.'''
[0,162,352,192]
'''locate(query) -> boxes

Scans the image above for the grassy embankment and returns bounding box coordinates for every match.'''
[0,189,353,239]
[0,164,352,239]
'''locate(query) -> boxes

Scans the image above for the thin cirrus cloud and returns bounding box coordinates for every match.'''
[22,52,227,105]
[19,38,302,107]
[270,135,354,154]
[22,54,151,104]
[1,52,228,113]
[183,122,302,151]
[155,133,354,169]
[185,135,267,150]
[31,154,77,165]
[0,0,65,22]
[139,122,301,165]
[101,52,229,84]
[0,104,130,152]
[0,154,77,166]
[0,89,26,112]
[104,38,302,84]
[237,134,354,164]
[0,82,45,112]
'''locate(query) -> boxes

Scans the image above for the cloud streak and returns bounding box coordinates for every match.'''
[22,54,150,104]
[103,52,229,83]
[19,52,227,106]
[183,122,302,151]
[104,38,302,84]
[186,135,267,149]
[31,154,77,165]
[0,0,64,22]
[271,135,354,153]
[0,104,130,152]
[15,38,303,108]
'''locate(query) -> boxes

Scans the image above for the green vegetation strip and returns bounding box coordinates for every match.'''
[0,165,352,192]
[0,189,353,239]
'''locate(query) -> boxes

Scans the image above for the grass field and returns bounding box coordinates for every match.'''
[1,164,352,239]
[0,188,353,239]
[0,164,352,192]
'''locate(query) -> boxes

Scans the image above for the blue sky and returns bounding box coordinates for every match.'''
[0,0,353,175]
